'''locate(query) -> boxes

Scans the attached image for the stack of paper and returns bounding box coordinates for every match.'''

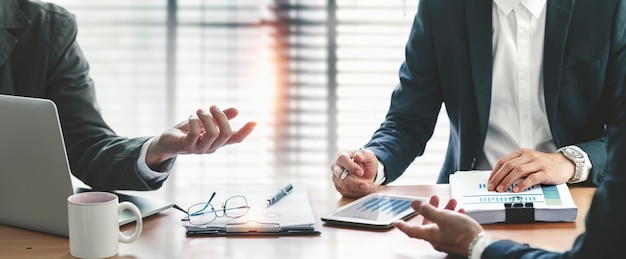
[449,171,578,224]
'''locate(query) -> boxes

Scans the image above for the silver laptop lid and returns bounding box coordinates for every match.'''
[0,95,74,237]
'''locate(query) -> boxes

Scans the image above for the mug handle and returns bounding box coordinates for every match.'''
[117,201,143,243]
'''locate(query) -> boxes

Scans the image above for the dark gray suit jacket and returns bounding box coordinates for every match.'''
[0,0,170,190]
[365,0,615,186]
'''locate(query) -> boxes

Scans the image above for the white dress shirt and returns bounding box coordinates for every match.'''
[377,0,588,181]
[476,0,553,170]
[472,0,548,257]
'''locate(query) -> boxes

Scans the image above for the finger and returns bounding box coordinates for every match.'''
[487,168,503,191]
[423,196,440,225]
[226,121,257,145]
[195,108,219,149]
[491,150,520,176]
[342,180,376,197]
[396,203,440,241]
[349,151,365,177]
[174,117,191,131]
[511,172,543,192]
[330,163,344,179]
[221,107,239,120]
[394,220,426,238]
[488,150,522,190]
[332,175,375,198]
[443,198,458,211]
[428,195,440,208]
[414,200,443,224]
[337,151,362,177]
[490,155,531,192]
[487,166,507,191]
[184,116,202,146]
[333,152,352,177]
[410,199,424,211]
[205,106,233,152]
[497,162,539,192]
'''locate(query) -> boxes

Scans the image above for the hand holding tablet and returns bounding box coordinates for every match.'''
[321,193,427,229]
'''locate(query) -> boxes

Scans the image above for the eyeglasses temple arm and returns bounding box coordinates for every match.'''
[172,204,188,214]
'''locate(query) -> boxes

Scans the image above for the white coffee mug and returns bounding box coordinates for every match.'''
[68,192,143,258]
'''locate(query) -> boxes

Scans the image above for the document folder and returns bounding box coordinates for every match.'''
[450,171,577,224]
[183,182,321,236]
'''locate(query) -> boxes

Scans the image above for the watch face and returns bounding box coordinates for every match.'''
[564,148,584,158]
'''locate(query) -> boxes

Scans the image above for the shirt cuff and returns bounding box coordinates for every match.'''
[374,160,386,185]
[469,233,497,259]
[136,136,170,182]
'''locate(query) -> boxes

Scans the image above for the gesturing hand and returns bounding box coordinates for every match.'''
[145,105,256,169]
[394,195,482,256]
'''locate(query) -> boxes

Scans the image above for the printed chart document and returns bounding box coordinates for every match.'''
[450,171,577,224]
[183,181,320,236]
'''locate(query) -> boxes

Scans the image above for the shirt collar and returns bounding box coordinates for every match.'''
[493,0,546,18]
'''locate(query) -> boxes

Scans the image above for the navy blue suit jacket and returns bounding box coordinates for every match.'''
[485,0,626,256]
[365,0,615,186]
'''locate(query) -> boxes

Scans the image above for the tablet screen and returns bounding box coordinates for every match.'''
[321,193,426,229]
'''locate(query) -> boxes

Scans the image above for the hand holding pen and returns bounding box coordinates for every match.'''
[339,148,362,181]
[331,148,379,198]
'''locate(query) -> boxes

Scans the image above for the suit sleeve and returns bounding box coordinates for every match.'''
[579,0,626,187]
[364,0,444,184]
[44,13,168,190]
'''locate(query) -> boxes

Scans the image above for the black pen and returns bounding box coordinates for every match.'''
[266,183,293,206]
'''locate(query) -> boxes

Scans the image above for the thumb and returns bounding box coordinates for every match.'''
[414,200,444,223]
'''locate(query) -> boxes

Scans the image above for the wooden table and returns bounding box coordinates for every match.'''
[0,184,595,259]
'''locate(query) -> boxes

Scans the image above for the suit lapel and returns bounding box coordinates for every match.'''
[466,0,493,138]
[0,30,17,68]
[543,0,575,122]
[0,0,30,68]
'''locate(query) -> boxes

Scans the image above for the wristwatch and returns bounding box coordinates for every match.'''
[558,146,590,183]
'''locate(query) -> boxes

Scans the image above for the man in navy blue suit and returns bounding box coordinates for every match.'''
[332,0,622,198]
[393,78,626,258]
[394,0,626,258]
[394,114,625,259]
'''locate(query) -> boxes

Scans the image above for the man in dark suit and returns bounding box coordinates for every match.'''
[332,0,617,198]
[394,109,625,258]
[393,57,626,258]
[0,0,257,190]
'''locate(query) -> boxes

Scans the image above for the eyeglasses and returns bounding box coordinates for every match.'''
[178,192,251,225]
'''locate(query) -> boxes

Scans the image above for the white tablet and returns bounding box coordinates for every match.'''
[321,193,427,229]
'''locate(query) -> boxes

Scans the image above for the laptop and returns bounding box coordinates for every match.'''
[0,94,174,237]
